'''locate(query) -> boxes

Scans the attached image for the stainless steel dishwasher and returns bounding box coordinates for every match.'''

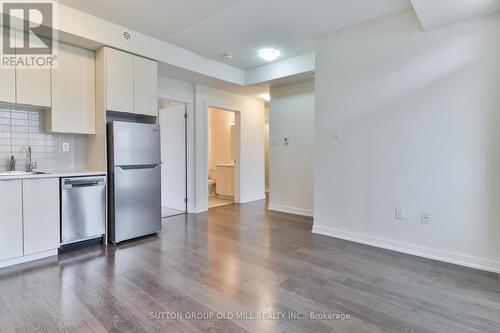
[61,176,106,248]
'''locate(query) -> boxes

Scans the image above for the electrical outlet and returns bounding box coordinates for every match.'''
[395,207,405,221]
[62,142,70,152]
[421,212,430,224]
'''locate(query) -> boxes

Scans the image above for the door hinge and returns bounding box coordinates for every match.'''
[184,198,188,203]
[184,113,188,119]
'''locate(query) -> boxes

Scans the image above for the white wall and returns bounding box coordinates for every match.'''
[158,76,195,105]
[195,85,265,212]
[314,10,500,273]
[269,80,315,217]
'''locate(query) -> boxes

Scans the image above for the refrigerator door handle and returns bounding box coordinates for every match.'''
[117,164,159,170]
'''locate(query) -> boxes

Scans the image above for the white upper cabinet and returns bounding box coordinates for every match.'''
[0,180,23,262]
[15,32,51,108]
[50,43,96,134]
[22,178,60,256]
[98,47,158,116]
[0,67,16,104]
[103,47,134,113]
[0,28,16,104]
[134,56,158,117]
[16,67,51,107]
[0,28,16,103]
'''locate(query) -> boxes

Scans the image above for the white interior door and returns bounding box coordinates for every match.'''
[159,104,186,211]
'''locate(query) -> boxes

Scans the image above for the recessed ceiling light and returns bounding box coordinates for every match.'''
[221,53,233,60]
[258,48,281,62]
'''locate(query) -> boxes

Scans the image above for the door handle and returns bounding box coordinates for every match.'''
[118,164,158,170]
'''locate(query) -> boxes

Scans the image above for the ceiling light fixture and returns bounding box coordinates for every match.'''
[258,48,281,62]
[221,53,233,61]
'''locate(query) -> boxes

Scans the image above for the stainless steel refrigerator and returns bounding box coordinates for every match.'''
[107,121,162,244]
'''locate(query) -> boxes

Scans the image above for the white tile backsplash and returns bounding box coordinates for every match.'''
[0,108,88,171]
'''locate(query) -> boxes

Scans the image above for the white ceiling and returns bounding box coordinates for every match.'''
[58,0,412,69]
[411,0,500,30]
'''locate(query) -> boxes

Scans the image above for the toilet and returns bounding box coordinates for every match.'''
[208,179,216,197]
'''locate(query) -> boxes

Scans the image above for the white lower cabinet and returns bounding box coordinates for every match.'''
[0,180,23,261]
[0,178,60,267]
[23,178,60,255]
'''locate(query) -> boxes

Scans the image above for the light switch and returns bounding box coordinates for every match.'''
[62,142,70,152]
[395,207,405,220]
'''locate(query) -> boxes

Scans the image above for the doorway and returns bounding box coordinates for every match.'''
[207,107,239,209]
[158,99,187,217]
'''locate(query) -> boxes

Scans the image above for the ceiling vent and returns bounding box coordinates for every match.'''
[121,31,133,42]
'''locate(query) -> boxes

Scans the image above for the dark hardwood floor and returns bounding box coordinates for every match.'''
[1,200,500,332]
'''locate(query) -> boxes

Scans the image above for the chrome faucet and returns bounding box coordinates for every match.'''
[9,155,16,171]
[26,147,36,172]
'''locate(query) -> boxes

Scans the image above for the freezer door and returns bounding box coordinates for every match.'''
[110,121,161,166]
[112,164,161,243]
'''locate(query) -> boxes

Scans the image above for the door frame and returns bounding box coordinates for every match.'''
[206,105,242,205]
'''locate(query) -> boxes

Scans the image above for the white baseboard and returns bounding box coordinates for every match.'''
[0,249,58,269]
[312,225,500,274]
[268,204,314,217]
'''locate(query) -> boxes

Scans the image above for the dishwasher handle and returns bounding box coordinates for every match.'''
[62,177,106,189]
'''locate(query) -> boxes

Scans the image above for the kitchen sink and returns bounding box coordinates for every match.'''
[0,171,51,176]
